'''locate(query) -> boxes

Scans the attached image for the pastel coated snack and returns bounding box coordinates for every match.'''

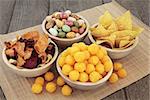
[45,10,87,39]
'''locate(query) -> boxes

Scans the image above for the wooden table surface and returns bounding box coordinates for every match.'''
[0,0,149,100]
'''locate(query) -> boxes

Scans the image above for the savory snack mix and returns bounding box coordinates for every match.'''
[4,31,55,69]
[90,11,144,49]
[45,10,87,38]
[58,42,113,83]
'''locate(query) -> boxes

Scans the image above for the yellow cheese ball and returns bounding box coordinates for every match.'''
[72,43,80,48]
[95,63,105,74]
[83,50,90,60]
[58,56,66,67]
[61,85,72,96]
[65,55,75,65]
[104,60,113,72]
[78,42,87,51]
[109,73,119,83]
[113,62,123,71]
[86,64,95,74]
[74,63,86,72]
[96,49,104,60]
[34,77,44,86]
[88,44,99,55]
[101,71,107,77]
[31,83,43,94]
[70,46,80,55]
[79,72,89,82]
[61,50,69,57]
[117,68,127,78]
[62,64,73,75]
[46,82,57,93]
[88,56,99,65]
[101,55,110,64]
[69,70,79,81]
[100,47,107,55]
[57,76,65,87]
[89,71,102,82]
[44,72,54,81]
[73,51,85,63]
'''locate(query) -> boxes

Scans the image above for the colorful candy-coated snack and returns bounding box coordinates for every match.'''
[88,56,99,65]
[55,19,64,28]
[109,73,119,83]
[65,55,75,65]
[62,64,73,75]
[79,72,88,82]
[46,82,57,93]
[89,71,102,82]
[66,32,76,38]
[53,25,58,30]
[74,62,86,72]
[65,20,73,26]
[57,76,65,86]
[85,64,95,74]
[60,12,68,19]
[81,23,86,29]
[61,85,72,96]
[65,10,72,16]
[113,62,123,71]
[68,17,76,22]
[58,29,62,32]
[31,83,43,94]
[117,68,127,78]
[77,19,85,26]
[35,77,44,86]
[46,16,52,21]
[62,25,71,32]
[75,33,80,37]
[71,13,80,20]
[74,21,80,28]
[79,27,85,34]
[71,26,79,33]
[49,28,58,36]
[73,51,85,63]
[95,63,105,74]
[69,70,79,81]
[58,31,66,38]
[44,72,54,81]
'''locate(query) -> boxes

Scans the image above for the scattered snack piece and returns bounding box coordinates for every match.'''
[46,82,57,93]
[117,68,127,78]
[113,62,122,71]
[61,85,72,96]
[44,72,54,81]
[31,83,43,94]
[109,73,119,83]
[57,76,65,86]
[35,77,44,86]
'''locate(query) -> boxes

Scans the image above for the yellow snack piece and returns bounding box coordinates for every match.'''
[58,56,66,67]
[100,47,107,55]
[96,49,104,60]
[89,71,102,82]
[109,73,119,83]
[69,70,79,81]
[88,56,99,65]
[101,71,107,77]
[31,83,43,94]
[65,55,75,65]
[61,85,72,96]
[79,72,89,82]
[117,68,127,78]
[113,62,123,71]
[101,55,110,64]
[62,64,73,75]
[84,60,88,65]
[88,44,99,55]
[70,46,80,55]
[44,72,54,81]
[61,50,69,57]
[35,77,44,86]
[57,76,65,87]
[74,63,86,72]
[83,50,90,60]
[73,51,85,63]
[95,63,105,74]
[46,82,56,93]
[107,21,118,33]
[78,42,87,51]
[85,64,95,74]
[104,60,113,72]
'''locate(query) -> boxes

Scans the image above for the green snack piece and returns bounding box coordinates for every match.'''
[62,25,71,32]
[58,29,62,32]
[58,31,66,38]
[73,21,80,28]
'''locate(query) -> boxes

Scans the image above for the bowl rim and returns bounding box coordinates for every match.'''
[88,23,139,53]
[2,38,58,72]
[56,51,113,86]
[42,14,89,41]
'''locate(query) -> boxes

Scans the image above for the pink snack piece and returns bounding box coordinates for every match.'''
[65,20,73,26]
[79,27,85,34]
[60,12,68,19]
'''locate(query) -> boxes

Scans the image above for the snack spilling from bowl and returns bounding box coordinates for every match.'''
[45,10,87,38]
[58,42,113,83]
[90,11,144,49]
[4,31,55,69]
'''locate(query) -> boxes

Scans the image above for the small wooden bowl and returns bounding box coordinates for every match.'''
[42,14,89,47]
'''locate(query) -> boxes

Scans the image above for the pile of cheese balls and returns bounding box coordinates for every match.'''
[31,71,72,96]
[58,42,113,83]
[45,10,87,38]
